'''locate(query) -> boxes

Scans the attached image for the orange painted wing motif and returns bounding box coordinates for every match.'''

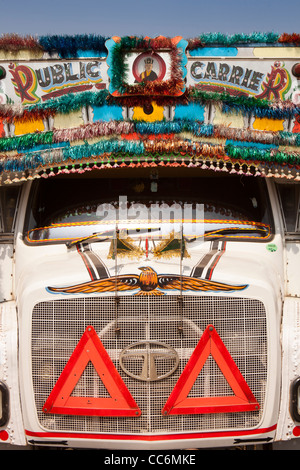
[157,275,247,292]
[48,275,140,294]
[47,271,247,295]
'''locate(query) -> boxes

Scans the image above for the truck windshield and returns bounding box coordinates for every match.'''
[23,169,273,245]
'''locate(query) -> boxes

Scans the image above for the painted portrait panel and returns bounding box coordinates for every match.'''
[126,52,170,85]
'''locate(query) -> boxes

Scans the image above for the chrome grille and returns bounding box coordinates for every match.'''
[31,295,267,433]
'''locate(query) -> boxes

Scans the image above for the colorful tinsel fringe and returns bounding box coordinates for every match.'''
[1,88,300,124]
[0,33,299,183]
[0,33,299,56]
[1,133,299,182]
[1,120,300,153]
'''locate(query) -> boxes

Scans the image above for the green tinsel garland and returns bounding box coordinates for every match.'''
[191,32,280,49]
[109,41,129,94]
[28,89,110,115]
[62,139,145,161]
[225,143,300,165]
[189,88,271,109]
[0,131,54,152]
[1,33,299,55]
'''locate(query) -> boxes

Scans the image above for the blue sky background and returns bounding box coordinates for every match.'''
[0,0,299,38]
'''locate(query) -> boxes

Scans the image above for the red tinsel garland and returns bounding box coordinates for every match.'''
[0,34,42,51]
[143,36,174,50]
[279,33,300,45]
[187,38,206,50]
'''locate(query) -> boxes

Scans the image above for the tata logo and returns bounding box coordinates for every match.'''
[119,341,179,382]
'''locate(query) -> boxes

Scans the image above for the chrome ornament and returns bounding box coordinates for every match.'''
[119,341,179,382]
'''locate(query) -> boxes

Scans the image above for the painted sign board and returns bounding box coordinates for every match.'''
[1,59,108,105]
[187,59,293,100]
[0,55,298,106]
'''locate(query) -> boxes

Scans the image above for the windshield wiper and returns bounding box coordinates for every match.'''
[204,226,270,239]
[66,231,113,248]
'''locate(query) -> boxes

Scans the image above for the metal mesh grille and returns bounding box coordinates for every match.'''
[31,295,267,434]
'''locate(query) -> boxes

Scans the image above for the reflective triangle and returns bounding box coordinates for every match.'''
[43,325,141,417]
[162,324,260,415]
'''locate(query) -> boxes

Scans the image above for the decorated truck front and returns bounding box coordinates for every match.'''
[0,32,300,450]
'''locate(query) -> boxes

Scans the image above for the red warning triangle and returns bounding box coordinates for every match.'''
[162,324,260,415]
[43,325,141,417]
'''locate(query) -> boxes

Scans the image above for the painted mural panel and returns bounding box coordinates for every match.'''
[105,36,188,97]
[0,35,299,184]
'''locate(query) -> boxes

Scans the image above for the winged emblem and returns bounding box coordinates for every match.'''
[47,266,247,296]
